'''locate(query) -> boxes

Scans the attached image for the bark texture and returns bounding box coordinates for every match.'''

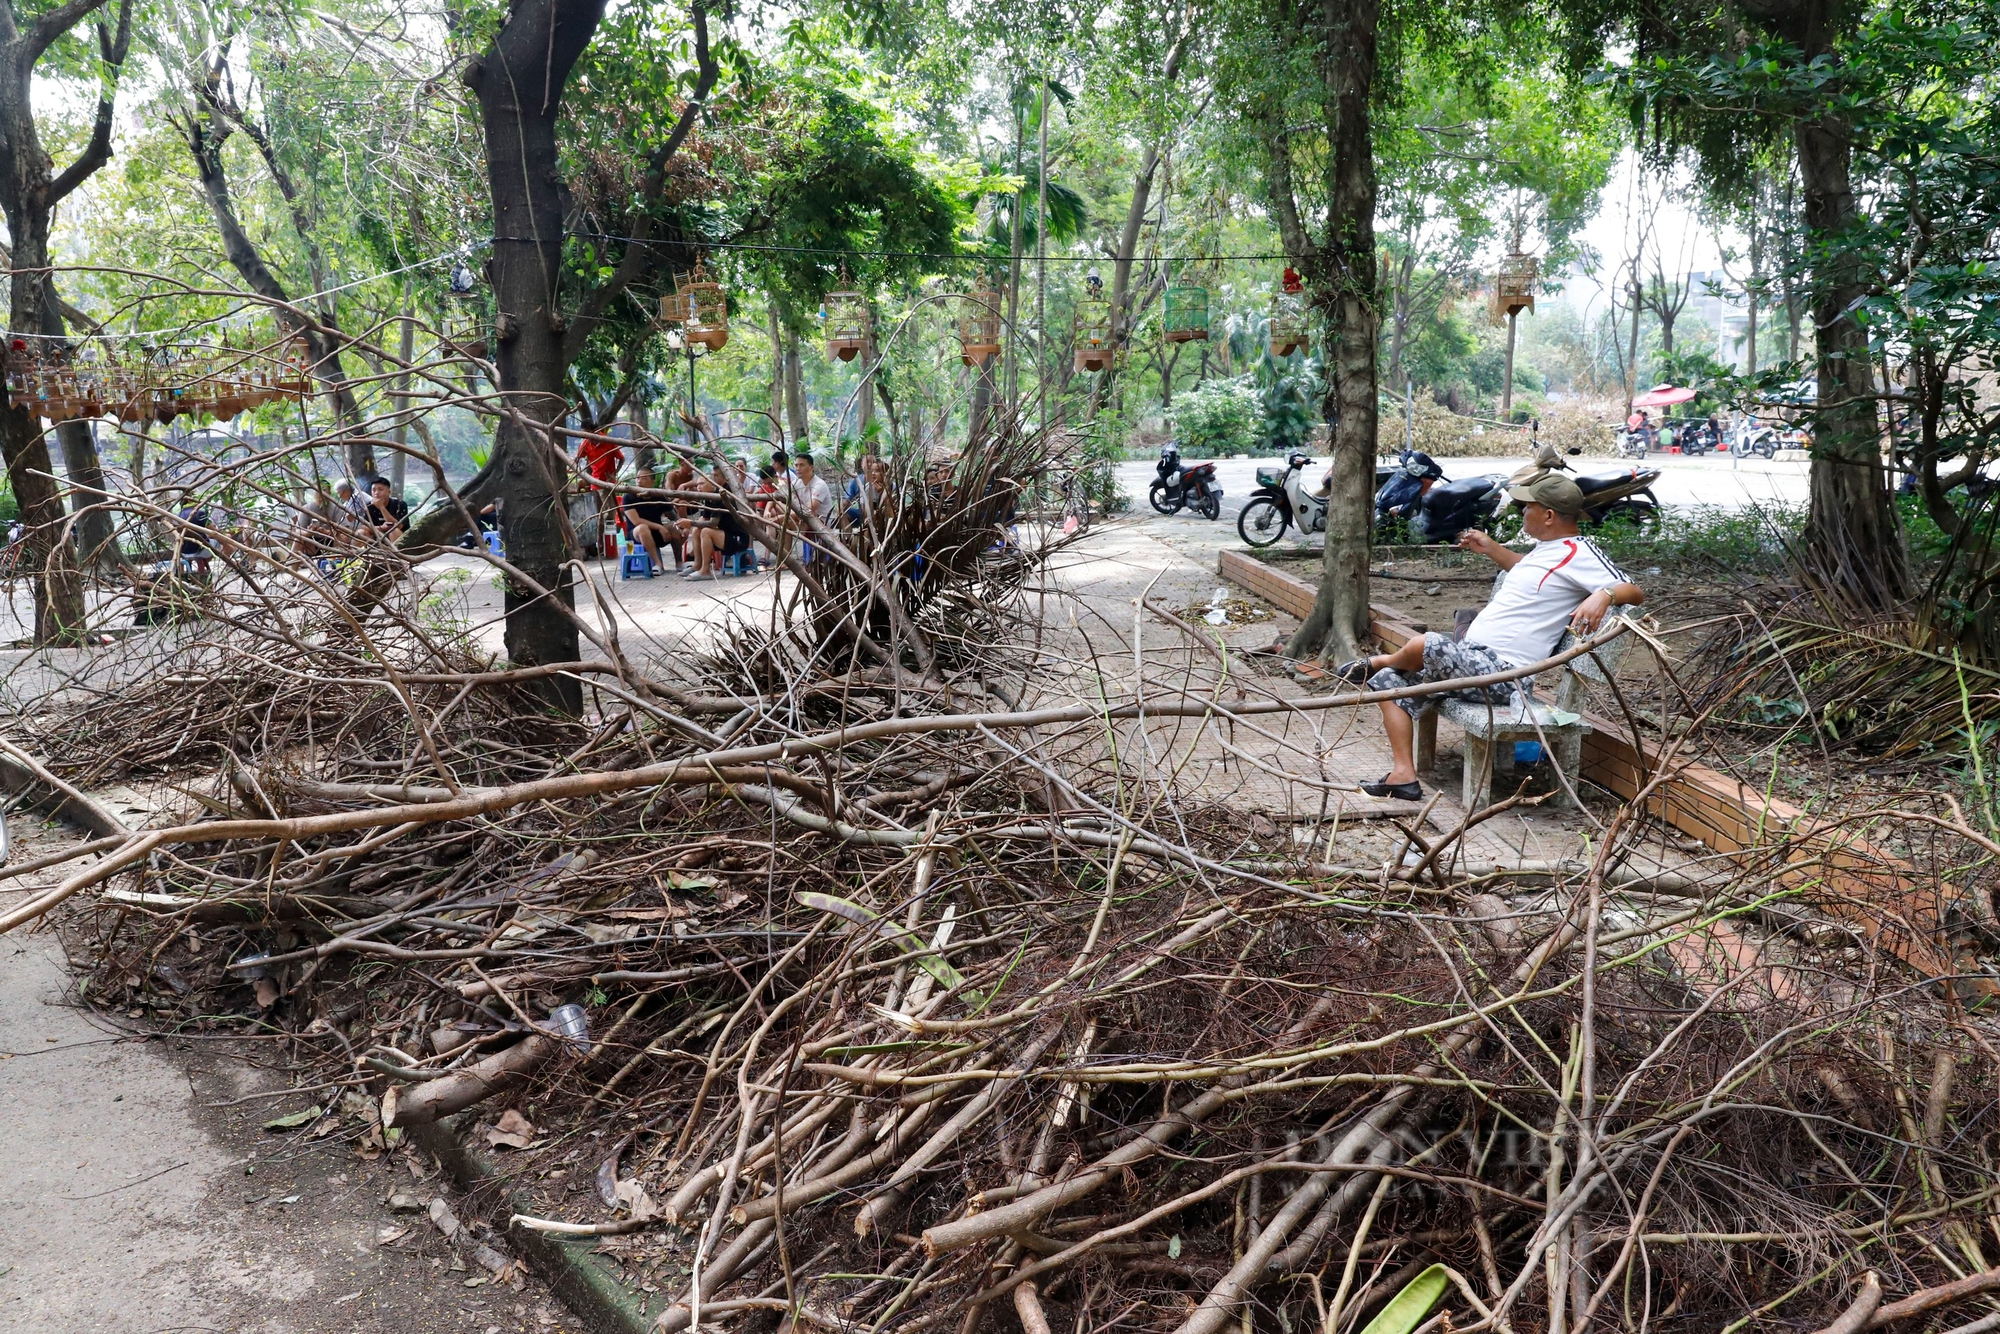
[1262,0,1381,662]
[1735,0,1907,603]
[463,0,610,712]
[0,0,131,641]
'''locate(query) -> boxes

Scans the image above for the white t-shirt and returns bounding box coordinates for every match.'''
[789,474,835,525]
[1464,536,1631,668]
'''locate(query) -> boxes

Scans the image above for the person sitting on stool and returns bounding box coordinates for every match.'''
[1333,472,1645,800]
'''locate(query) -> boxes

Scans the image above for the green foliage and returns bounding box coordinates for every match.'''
[1169,379,1259,457]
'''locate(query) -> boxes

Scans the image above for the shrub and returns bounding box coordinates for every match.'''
[1169,378,1260,458]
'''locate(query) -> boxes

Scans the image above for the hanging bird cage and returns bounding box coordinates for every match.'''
[824,290,871,362]
[1073,289,1115,373]
[676,262,729,351]
[957,279,1002,367]
[1162,283,1210,344]
[1491,252,1539,325]
[1269,294,1309,358]
[659,290,693,326]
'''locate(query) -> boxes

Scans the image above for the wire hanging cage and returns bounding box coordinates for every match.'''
[824,290,871,362]
[1491,252,1539,325]
[957,278,1001,367]
[1268,293,1309,358]
[1073,288,1115,373]
[676,261,730,351]
[1162,282,1210,344]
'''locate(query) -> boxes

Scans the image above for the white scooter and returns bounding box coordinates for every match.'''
[1236,451,1329,547]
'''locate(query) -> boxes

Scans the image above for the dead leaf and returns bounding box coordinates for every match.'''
[253,977,279,1008]
[483,1108,536,1150]
[379,1085,401,1129]
[613,1177,660,1221]
[262,1104,323,1132]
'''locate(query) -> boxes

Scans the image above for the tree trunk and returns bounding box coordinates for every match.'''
[0,0,131,641]
[857,331,876,448]
[390,297,413,495]
[1277,0,1379,663]
[180,87,371,478]
[783,328,809,448]
[1795,110,1906,602]
[464,0,607,713]
[767,299,786,446]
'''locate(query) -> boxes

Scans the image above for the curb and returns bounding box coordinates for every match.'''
[406,1114,663,1334]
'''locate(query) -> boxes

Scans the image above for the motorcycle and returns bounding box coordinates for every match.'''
[1613,424,1653,459]
[1236,451,1328,547]
[1372,449,1513,544]
[1668,417,1722,456]
[1523,444,1665,534]
[1148,443,1223,519]
[1730,417,1780,459]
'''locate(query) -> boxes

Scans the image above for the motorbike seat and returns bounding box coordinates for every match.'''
[1421,476,1494,511]
[1573,473,1631,498]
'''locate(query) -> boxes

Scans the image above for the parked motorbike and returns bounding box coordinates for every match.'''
[1730,417,1780,459]
[1236,452,1327,547]
[1148,443,1223,519]
[1524,444,1665,534]
[1613,424,1653,459]
[1373,449,1513,544]
[1668,416,1722,456]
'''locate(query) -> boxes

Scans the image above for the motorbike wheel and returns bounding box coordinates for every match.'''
[1197,492,1221,521]
[1148,481,1181,515]
[1237,498,1289,548]
[1755,439,1777,460]
[1488,509,1525,544]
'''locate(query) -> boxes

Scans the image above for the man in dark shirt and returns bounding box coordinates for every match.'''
[620,467,684,571]
[365,476,409,541]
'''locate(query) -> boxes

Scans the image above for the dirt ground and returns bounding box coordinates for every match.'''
[0,815,581,1334]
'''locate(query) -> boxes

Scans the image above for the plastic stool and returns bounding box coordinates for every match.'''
[620,548,656,580]
[482,530,503,556]
[723,550,754,576]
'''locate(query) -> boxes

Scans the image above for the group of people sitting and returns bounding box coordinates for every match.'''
[610,450,857,579]
[283,476,412,567]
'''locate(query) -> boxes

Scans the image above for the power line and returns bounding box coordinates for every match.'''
[503,233,1297,266]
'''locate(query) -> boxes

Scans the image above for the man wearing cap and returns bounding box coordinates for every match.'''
[1334,471,1644,800]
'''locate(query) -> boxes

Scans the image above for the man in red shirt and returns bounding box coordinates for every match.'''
[578,437,624,484]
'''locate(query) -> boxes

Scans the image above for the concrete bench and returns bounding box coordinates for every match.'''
[1415,610,1639,810]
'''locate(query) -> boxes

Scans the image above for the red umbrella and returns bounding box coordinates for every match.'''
[1631,384,1697,409]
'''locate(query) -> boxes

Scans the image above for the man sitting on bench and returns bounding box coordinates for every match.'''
[1333,472,1645,800]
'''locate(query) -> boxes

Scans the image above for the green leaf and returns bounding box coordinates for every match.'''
[1167,1235,1182,1259]
[1356,1265,1451,1334]
[263,1105,325,1132]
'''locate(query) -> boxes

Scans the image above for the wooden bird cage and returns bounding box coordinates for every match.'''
[824,291,871,362]
[1162,284,1210,344]
[1073,291,1115,373]
[1269,294,1309,358]
[1491,253,1538,324]
[679,262,729,350]
[659,291,693,325]
[957,280,1001,367]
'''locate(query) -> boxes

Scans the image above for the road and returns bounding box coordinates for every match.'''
[1115,449,1811,524]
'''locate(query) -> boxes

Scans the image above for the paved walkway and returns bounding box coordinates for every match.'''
[0,814,579,1334]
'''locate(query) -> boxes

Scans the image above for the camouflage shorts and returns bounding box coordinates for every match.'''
[1367,632,1520,718]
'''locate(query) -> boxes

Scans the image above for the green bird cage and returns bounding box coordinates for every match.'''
[1163,284,1210,344]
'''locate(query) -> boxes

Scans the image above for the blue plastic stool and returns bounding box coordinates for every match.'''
[619,548,656,580]
[482,530,504,557]
[723,550,754,576]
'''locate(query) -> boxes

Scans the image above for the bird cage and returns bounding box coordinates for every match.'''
[1491,253,1538,324]
[1269,294,1309,358]
[1073,289,1115,373]
[659,291,693,325]
[957,279,1001,367]
[824,290,870,362]
[1162,284,1210,344]
[678,262,729,351]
